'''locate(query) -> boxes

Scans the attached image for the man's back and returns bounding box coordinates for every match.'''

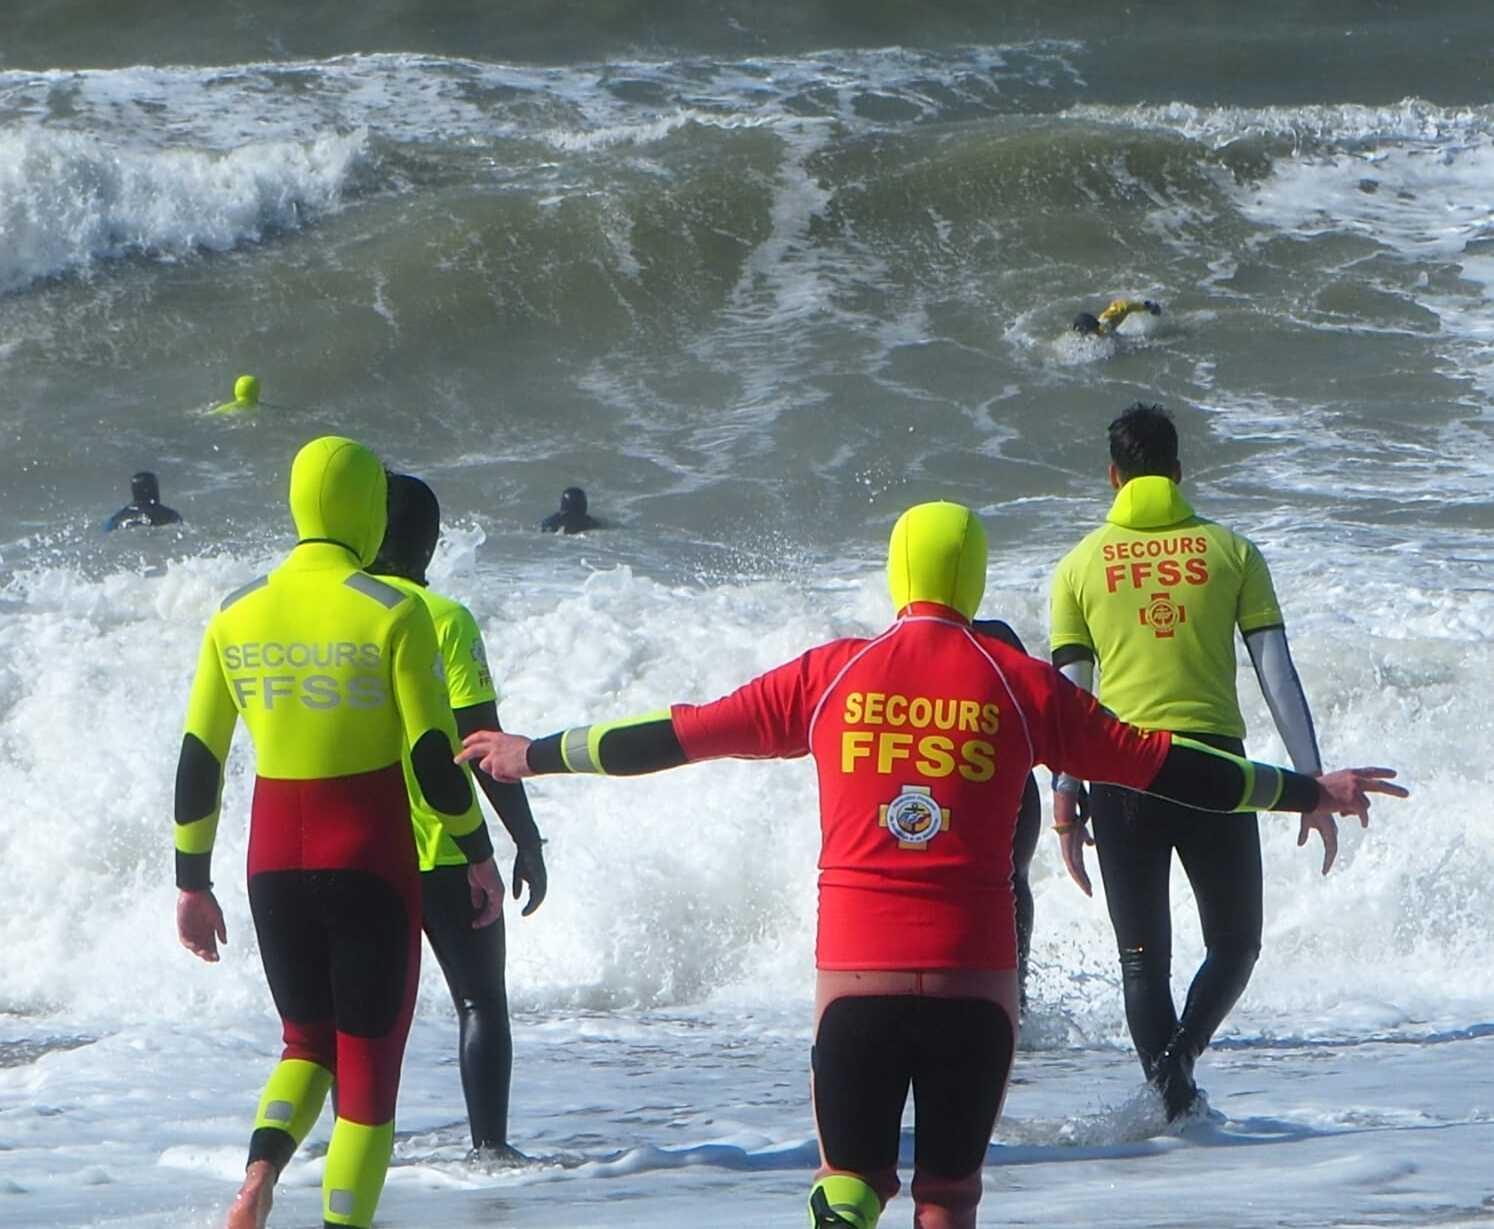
[196,544,435,780]
[1050,474,1282,737]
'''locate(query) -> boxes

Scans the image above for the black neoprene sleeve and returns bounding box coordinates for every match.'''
[1150,739,1321,813]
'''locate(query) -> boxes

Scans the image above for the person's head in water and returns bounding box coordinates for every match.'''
[541,486,599,534]
[886,501,987,620]
[105,470,182,530]
[212,373,261,415]
[1108,401,1181,487]
[372,474,441,585]
[131,471,162,506]
[1071,312,1103,338]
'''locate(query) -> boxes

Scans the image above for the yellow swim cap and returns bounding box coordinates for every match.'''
[234,374,260,405]
[887,501,987,619]
[288,436,388,566]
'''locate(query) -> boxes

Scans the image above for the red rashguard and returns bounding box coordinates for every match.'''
[671,604,1170,971]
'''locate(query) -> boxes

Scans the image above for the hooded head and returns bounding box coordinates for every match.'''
[372,474,440,583]
[288,436,388,565]
[559,486,588,515]
[886,501,987,620]
[130,471,161,505]
[234,374,260,406]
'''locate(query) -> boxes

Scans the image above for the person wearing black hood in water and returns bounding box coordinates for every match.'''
[371,474,549,1163]
[540,486,599,534]
[104,471,182,531]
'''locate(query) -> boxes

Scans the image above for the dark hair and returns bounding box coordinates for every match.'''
[1108,403,1178,478]
[1071,312,1101,337]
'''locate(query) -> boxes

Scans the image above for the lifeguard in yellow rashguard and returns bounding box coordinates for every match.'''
[173,436,503,1229]
[1072,297,1162,338]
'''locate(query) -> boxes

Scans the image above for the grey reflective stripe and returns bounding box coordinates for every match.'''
[1245,763,1283,810]
[562,726,598,774]
[263,1099,293,1124]
[1243,625,1323,775]
[219,575,268,611]
[328,1189,356,1216]
[343,573,404,609]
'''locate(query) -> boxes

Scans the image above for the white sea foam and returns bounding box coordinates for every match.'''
[0,126,365,293]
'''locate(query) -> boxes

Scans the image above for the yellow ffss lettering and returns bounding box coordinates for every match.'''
[842,730,874,772]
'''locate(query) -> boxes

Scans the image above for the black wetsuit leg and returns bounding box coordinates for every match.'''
[1092,734,1263,1081]
[1011,773,1041,1009]
[421,864,512,1150]
[813,996,1013,1180]
[1090,785,1178,1074]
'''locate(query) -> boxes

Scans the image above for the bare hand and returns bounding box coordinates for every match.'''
[466,857,505,928]
[457,731,533,782]
[1053,789,1095,897]
[177,889,227,963]
[1297,809,1340,875]
[1312,767,1408,827]
[513,843,548,917]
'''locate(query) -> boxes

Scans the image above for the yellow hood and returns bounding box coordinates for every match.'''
[887,501,987,619]
[288,436,388,565]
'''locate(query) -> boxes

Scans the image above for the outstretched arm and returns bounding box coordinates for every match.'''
[460,712,688,781]
[461,648,825,781]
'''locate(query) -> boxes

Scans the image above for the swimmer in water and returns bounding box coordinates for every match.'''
[213,374,262,414]
[173,437,502,1229]
[458,501,1405,1229]
[1072,298,1162,338]
[540,487,599,534]
[371,474,548,1163]
[104,471,182,531]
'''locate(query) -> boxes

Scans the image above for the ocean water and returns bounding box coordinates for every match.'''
[2,4,1492,1226]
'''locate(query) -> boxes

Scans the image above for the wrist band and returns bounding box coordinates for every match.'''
[1052,822,1080,834]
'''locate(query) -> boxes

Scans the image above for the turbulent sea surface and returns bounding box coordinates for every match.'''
[1,3,1492,1226]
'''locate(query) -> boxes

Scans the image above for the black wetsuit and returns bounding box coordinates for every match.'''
[419,698,545,1153]
[1090,731,1262,1102]
[540,487,598,534]
[106,472,181,530]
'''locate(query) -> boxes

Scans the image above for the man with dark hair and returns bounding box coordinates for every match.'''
[1049,402,1334,1121]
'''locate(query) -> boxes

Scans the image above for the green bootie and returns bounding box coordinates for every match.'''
[808,1174,882,1228]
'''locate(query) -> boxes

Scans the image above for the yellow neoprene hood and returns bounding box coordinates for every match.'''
[887,500,988,619]
[234,374,260,405]
[288,436,388,566]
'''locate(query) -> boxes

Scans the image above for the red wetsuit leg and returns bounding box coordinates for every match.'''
[249,767,420,1125]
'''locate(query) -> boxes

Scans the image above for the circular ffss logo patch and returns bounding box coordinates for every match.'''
[885,789,944,845]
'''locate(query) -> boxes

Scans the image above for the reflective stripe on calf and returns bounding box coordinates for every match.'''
[809,1173,883,1228]
[322,1118,394,1228]
[247,1059,333,1173]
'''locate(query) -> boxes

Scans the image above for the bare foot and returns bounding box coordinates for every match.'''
[224,1160,275,1229]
